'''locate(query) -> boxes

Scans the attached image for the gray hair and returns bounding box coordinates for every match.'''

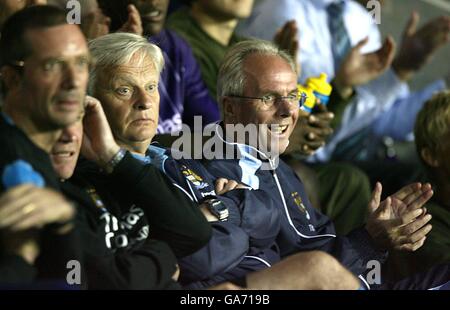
[217,39,297,103]
[88,32,164,94]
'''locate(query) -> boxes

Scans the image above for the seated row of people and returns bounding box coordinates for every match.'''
[1,5,449,289]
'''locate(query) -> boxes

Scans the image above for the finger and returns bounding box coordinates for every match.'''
[396,223,432,249]
[0,203,40,229]
[128,4,142,26]
[235,183,249,190]
[223,180,239,193]
[406,189,433,211]
[300,144,316,155]
[404,222,433,244]
[368,182,382,213]
[0,194,40,221]
[0,184,35,208]
[399,213,432,236]
[398,236,426,252]
[215,178,228,194]
[9,211,48,232]
[279,22,292,48]
[392,182,422,201]
[404,11,420,38]
[353,36,369,52]
[303,140,325,151]
[396,208,429,227]
[309,113,335,125]
[378,36,396,69]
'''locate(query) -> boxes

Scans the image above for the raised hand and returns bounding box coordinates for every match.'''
[393,12,450,81]
[334,35,396,97]
[273,20,300,72]
[81,96,120,168]
[286,106,334,156]
[365,182,433,251]
[117,4,143,35]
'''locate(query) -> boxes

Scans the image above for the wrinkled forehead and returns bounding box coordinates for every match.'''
[101,55,159,84]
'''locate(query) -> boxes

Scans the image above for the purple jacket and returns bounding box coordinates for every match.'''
[149,30,220,134]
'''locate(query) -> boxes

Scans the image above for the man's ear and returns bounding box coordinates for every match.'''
[222,97,236,122]
[0,66,22,92]
[421,147,439,167]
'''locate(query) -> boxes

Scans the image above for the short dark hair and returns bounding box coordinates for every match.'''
[0,5,68,68]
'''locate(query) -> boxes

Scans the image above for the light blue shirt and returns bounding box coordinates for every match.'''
[238,0,446,161]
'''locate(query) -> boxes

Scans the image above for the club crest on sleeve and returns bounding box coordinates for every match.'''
[291,191,311,220]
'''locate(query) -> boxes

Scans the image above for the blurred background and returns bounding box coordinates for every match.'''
[379,0,450,90]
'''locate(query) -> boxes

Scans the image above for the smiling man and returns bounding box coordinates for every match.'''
[195,39,450,290]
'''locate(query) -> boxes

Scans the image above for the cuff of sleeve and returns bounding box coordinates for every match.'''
[110,152,147,184]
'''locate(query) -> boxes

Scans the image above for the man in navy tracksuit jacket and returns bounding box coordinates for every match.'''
[143,38,450,289]
[136,144,282,289]
[199,124,450,289]
[143,136,450,290]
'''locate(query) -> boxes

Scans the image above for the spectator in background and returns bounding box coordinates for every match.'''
[239,0,450,162]
[0,0,46,32]
[386,91,450,281]
[48,0,112,39]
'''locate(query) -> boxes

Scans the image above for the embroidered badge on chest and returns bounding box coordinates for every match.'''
[291,191,311,220]
[181,166,209,190]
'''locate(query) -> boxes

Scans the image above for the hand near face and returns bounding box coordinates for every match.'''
[334,36,396,96]
[0,185,75,233]
[81,96,121,168]
[80,8,111,39]
[285,106,334,156]
[365,182,434,252]
[273,20,300,72]
[117,4,143,35]
[393,12,450,81]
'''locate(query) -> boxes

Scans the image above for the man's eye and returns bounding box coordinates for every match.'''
[146,84,157,92]
[116,88,131,96]
[76,57,90,69]
[262,95,275,103]
[43,60,62,71]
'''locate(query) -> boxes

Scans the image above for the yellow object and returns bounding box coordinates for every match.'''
[297,84,316,113]
[306,73,332,106]
[306,73,332,95]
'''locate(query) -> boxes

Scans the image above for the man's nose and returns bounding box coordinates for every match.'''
[61,62,87,90]
[133,88,154,110]
[276,98,296,118]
